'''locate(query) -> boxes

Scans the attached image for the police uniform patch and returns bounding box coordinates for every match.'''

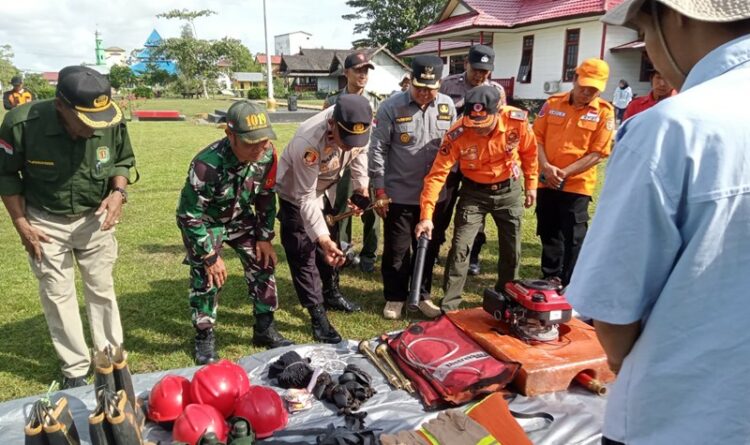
[96,146,110,163]
[303,148,319,167]
[549,110,566,118]
[437,114,452,121]
[400,133,411,144]
[509,110,527,121]
[395,116,413,123]
[438,103,449,114]
[581,113,600,123]
[0,138,13,155]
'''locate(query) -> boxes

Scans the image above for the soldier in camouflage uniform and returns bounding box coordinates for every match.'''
[177,101,292,364]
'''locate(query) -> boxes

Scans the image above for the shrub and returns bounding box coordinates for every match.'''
[133,85,154,99]
[246,87,267,100]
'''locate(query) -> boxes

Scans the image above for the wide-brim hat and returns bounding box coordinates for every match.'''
[602,0,750,27]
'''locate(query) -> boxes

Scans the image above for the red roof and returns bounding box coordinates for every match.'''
[411,0,626,39]
[42,72,58,82]
[255,54,282,65]
[398,40,472,57]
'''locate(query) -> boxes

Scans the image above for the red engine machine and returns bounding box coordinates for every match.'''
[483,279,573,342]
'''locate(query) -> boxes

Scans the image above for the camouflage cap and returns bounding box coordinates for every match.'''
[226,100,277,143]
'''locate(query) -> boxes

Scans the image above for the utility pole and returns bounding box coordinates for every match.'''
[263,0,276,112]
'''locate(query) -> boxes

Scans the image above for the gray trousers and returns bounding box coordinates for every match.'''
[441,179,523,311]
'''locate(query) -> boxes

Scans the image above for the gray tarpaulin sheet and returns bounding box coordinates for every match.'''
[0,341,607,444]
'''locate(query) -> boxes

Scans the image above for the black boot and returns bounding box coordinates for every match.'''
[194,328,219,365]
[308,305,342,344]
[252,312,294,349]
[323,270,361,312]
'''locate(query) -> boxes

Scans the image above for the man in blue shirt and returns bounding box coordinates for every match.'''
[567,1,750,444]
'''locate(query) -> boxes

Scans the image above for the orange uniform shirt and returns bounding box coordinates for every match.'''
[420,106,538,220]
[532,92,614,196]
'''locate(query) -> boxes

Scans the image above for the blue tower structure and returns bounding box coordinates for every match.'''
[130,29,178,76]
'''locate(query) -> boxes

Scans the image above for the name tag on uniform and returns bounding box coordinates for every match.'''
[509,110,527,121]
[395,116,413,123]
[437,114,452,121]
[580,113,600,123]
[549,110,566,118]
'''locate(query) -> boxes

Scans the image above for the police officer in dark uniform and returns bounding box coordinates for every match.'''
[369,55,455,320]
[439,45,506,275]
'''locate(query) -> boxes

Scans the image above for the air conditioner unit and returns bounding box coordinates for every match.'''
[543,80,561,94]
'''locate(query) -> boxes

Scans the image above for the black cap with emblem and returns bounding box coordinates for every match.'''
[462,85,501,128]
[333,94,373,148]
[56,66,122,129]
[345,51,375,70]
[411,55,443,89]
[468,44,495,71]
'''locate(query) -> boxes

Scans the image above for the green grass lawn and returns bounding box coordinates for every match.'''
[0,98,606,402]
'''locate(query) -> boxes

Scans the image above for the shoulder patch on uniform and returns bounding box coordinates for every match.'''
[509,110,527,121]
[537,102,549,117]
[447,126,464,141]
[303,148,319,167]
[438,103,450,114]
[0,139,14,155]
[192,160,220,184]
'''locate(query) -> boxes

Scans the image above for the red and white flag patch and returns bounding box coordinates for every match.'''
[0,139,13,155]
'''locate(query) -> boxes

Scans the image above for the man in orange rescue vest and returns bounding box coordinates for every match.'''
[533,58,615,286]
[3,75,34,110]
[416,85,538,311]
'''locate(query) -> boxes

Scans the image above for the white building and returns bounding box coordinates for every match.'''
[275,31,314,56]
[401,0,651,102]
[280,46,410,97]
[104,47,128,67]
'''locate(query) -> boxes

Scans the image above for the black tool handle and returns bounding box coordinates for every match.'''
[408,234,430,311]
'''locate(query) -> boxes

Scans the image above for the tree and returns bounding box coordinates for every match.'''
[108,65,137,90]
[342,0,444,54]
[23,74,55,99]
[214,38,260,73]
[0,45,19,87]
[156,8,216,38]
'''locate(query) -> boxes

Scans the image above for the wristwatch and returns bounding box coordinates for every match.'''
[112,187,128,203]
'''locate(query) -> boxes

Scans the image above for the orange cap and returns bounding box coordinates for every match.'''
[575,58,610,92]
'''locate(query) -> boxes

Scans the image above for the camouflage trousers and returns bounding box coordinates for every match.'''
[184,228,278,329]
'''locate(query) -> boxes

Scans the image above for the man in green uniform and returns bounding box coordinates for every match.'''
[324,51,380,272]
[177,101,293,365]
[0,66,136,388]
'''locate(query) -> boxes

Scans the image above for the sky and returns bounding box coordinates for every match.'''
[0,0,362,72]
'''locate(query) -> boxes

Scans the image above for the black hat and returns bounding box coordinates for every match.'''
[411,55,443,89]
[333,94,372,148]
[345,52,375,70]
[56,66,121,129]
[226,100,277,143]
[10,75,22,86]
[468,44,495,71]
[462,85,500,128]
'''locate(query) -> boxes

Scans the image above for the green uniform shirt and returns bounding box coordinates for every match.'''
[0,99,136,215]
[176,138,277,259]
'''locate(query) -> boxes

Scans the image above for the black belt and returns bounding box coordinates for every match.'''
[462,177,512,192]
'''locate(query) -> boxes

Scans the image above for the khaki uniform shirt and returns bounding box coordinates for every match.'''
[276,107,370,242]
[439,73,506,114]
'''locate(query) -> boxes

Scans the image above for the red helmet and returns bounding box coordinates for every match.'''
[233,386,288,439]
[172,404,228,445]
[190,362,241,418]
[148,374,192,423]
[215,359,251,398]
